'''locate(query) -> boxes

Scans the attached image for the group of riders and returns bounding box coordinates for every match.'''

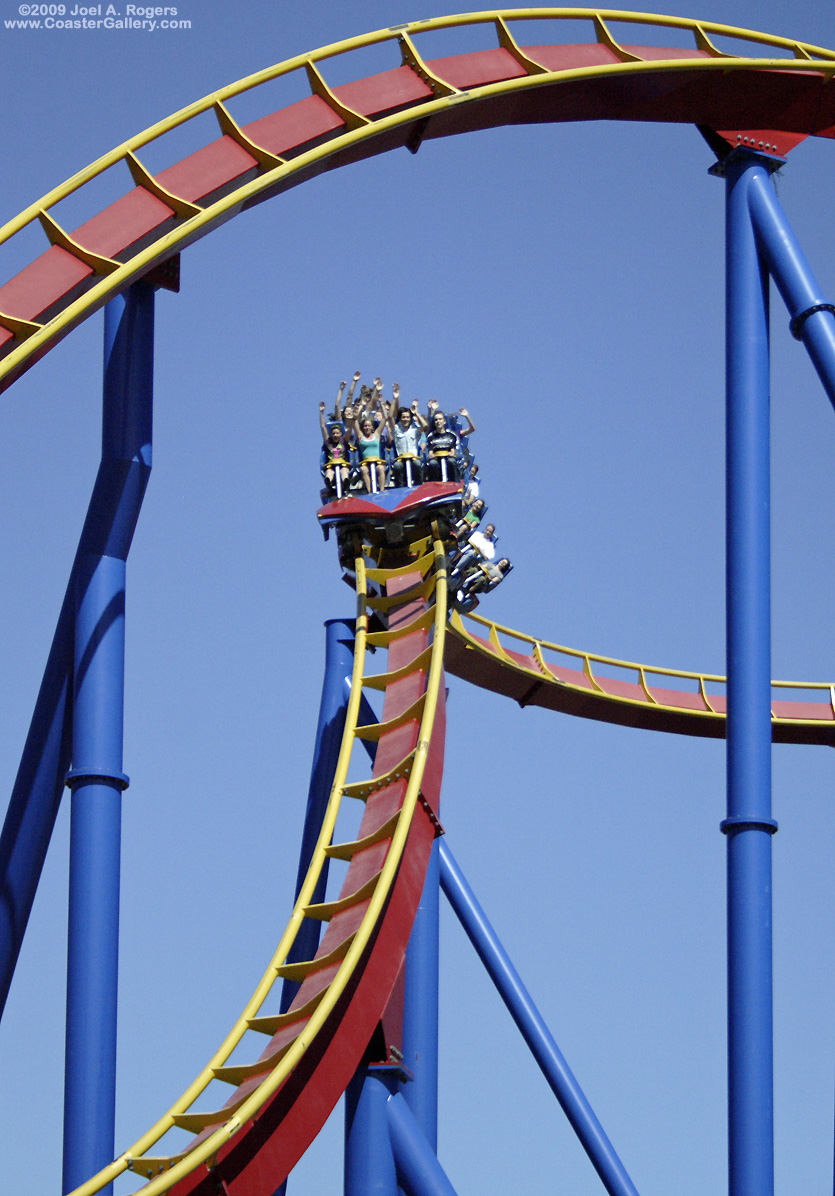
[320,371,511,610]
[319,371,475,496]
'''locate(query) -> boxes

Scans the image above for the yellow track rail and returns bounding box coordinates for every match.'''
[69,530,448,1196]
[1,9,834,394]
[448,609,835,742]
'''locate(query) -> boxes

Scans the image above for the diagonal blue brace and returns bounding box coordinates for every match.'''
[742,166,835,408]
[0,286,154,1027]
[388,1090,458,1196]
[344,1066,459,1196]
[440,840,640,1196]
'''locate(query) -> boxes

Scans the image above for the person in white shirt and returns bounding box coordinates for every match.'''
[450,524,496,588]
[386,383,428,487]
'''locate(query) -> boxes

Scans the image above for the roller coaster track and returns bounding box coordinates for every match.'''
[6,10,835,1195]
[446,610,835,744]
[2,10,835,394]
[69,527,448,1196]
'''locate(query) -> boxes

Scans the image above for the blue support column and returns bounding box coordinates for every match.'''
[344,1067,458,1196]
[272,620,355,1196]
[401,839,440,1150]
[343,841,439,1196]
[439,841,640,1196]
[62,285,154,1195]
[0,283,155,1023]
[344,1066,400,1196]
[721,150,778,1196]
[280,617,355,1014]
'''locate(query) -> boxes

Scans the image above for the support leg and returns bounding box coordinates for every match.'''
[62,284,154,1194]
[387,1091,459,1196]
[344,1067,400,1196]
[722,150,777,1196]
[280,618,355,1012]
[439,841,640,1196]
[744,168,835,409]
[401,840,440,1150]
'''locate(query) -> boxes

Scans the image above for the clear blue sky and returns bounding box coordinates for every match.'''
[2,2,835,1193]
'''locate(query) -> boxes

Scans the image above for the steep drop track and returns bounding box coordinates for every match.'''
[72,527,447,1196]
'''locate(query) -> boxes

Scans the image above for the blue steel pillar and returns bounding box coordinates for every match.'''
[721,150,778,1196]
[280,617,355,1014]
[344,840,440,1196]
[401,839,440,1150]
[273,619,355,1196]
[344,1066,400,1196]
[62,286,154,1194]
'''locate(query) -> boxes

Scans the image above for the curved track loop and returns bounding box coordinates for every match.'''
[70,528,448,1196]
[3,9,835,393]
[446,609,835,744]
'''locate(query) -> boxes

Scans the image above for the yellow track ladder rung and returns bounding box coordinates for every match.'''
[639,668,659,705]
[341,750,416,801]
[362,645,434,691]
[533,642,558,679]
[593,16,642,62]
[355,693,426,741]
[699,676,717,713]
[398,31,459,97]
[275,933,356,981]
[583,656,605,693]
[494,15,550,74]
[694,23,733,56]
[37,210,120,275]
[325,811,401,861]
[305,60,370,130]
[125,151,203,218]
[365,550,435,582]
[172,1088,250,1133]
[213,1039,294,1086]
[488,623,511,659]
[405,535,432,557]
[366,606,434,647]
[247,991,325,1035]
[212,101,286,170]
[127,1154,184,1179]
[366,574,435,612]
[303,870,382,922]
[0,311,43,339]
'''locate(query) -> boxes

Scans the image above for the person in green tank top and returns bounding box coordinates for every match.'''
[353,413,387,492]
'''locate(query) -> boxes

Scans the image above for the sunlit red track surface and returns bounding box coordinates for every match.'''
[446,609,835,744]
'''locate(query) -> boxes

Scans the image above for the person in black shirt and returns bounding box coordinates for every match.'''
[425,403,475,481]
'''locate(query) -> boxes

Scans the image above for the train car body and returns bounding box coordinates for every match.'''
[317,480,463,549]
